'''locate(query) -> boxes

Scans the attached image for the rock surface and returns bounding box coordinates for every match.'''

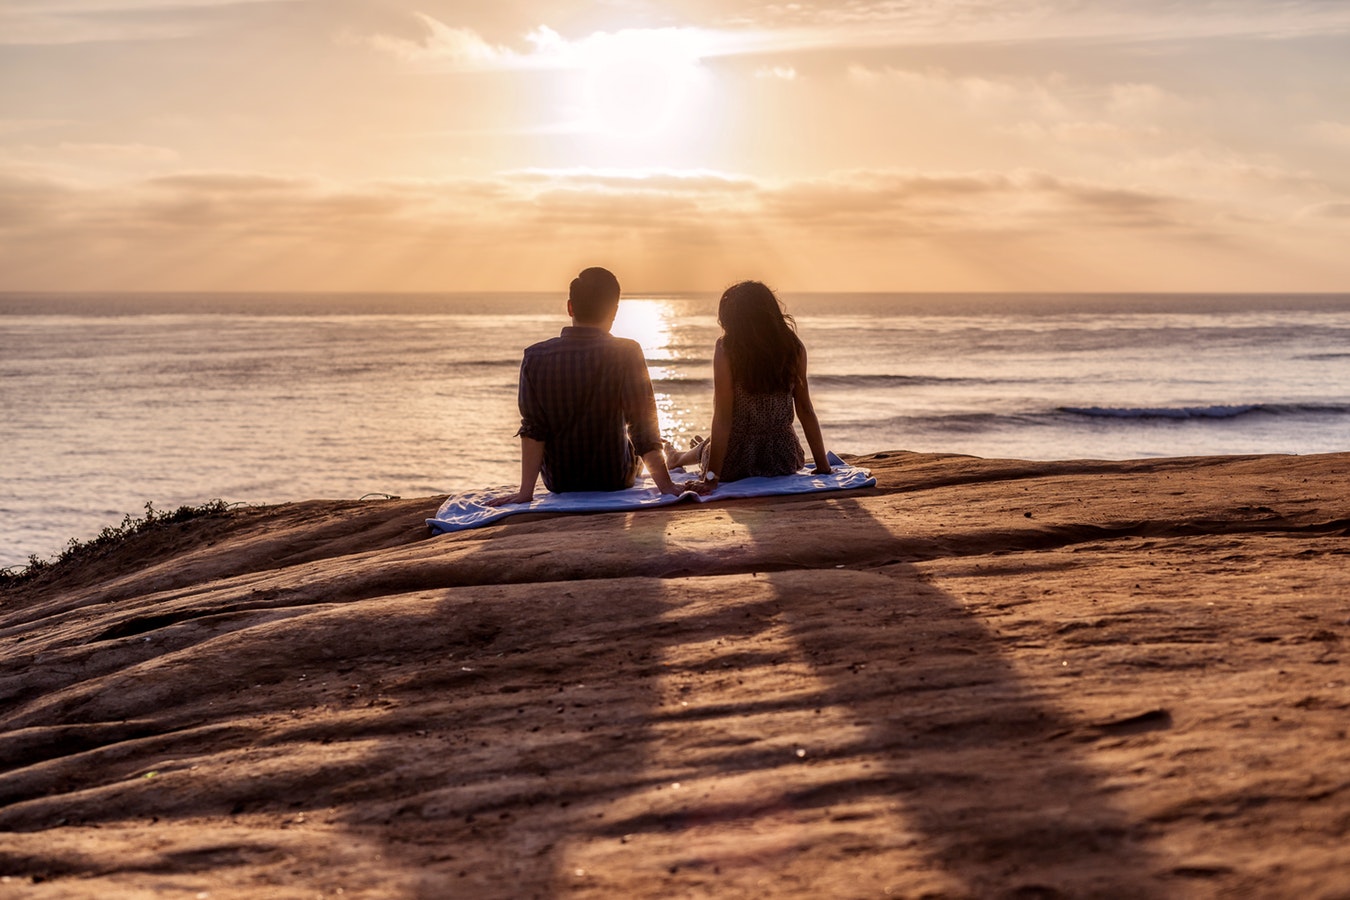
[2,451,1348,898]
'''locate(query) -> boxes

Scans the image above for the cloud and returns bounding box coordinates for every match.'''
[3,160,1343,291]
[1299,201,1350,221]
[1106,82,1177,117]
[363,16,726,72]
[1128,150,1328,194]
[847,65,1073,120]
[147,172,312,193]
[0,143,183,184]
[0,0,293,45]
[483,169,759,236]
[1042,176,1182,229]
[700,0,1350,44]
[0,162,1191,245]
[507,167,756,192]
[128,172,423,236]
[366,13,525,66]
[58,142,180,162]
[847,63,1190,120]
[1002,121,1164,145]
[1310,121,1350,147]
[758,169,1188,236]
[0,168,79,229]
[0,11,187,44]
[0,119,72,136]
[2,0,286,9]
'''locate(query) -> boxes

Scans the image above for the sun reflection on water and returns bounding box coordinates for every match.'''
[611,299,675,358]
[611,298,697,437]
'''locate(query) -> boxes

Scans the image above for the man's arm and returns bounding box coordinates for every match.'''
[491,354,547,507]
[620,341,680,496]
[489,436,544,506]
[641,447,679,496]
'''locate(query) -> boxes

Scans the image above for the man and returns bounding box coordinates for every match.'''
[490,267,679,506]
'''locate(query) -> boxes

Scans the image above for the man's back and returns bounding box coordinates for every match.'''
[517,325,662,492]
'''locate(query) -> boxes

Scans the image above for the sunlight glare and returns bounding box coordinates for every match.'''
[611,298,675,358]
[581,29,707,138]
[611,299,691,438]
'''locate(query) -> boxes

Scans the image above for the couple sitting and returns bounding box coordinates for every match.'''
[489,266,831,507]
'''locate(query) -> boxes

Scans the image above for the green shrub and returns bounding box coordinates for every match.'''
[0,499,233,589]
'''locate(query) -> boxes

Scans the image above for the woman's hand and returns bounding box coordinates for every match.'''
[487,490,534,507]
[690,478,718,496]
[812,464,833,476]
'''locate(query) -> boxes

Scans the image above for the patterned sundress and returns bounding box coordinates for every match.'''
[704,381,806,482]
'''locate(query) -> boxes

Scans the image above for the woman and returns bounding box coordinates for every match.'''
[671,281,831,492]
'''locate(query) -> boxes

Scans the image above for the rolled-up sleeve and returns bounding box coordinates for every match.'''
[621,342,662,456]
[515,355,548,441]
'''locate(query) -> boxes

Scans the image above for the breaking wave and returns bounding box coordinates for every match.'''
[1059,403,1350,420]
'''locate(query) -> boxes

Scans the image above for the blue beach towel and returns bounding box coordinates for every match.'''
[427,451,875,534]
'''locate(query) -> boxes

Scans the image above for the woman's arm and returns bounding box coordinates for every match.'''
[793,345,832,475]
[700,340,735,492]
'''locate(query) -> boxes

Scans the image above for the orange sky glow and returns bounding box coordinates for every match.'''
[2,1,1349,293]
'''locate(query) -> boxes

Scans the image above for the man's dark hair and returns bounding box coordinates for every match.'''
[569,267,621,323]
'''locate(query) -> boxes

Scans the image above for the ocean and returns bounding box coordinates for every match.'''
[3,291,1349,571]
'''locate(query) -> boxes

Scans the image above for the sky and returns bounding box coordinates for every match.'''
[1,0,1349,293]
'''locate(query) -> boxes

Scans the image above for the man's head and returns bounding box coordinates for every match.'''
[568,266,621,327]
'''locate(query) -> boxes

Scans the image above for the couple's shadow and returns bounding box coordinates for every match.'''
[394,491,1169,897]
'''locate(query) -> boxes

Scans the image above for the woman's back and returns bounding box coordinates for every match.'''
[719,376,805,481]
[698,280,830,489]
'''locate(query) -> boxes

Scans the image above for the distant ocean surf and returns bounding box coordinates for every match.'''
[3,291,1349,569]
[1059,403,1350,419]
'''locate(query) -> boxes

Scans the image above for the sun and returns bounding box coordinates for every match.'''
[580,29,706,139]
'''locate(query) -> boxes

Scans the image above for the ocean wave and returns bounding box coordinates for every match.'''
[1059,403,1350,420]
[647,357,712,367]
[836,412,1009,434]
[836,403,1350,433]
[652,376,712,388]
[812,374,980,388]
[651,372,980,391]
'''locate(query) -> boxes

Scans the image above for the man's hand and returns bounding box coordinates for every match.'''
[812,464,833,476]
[652,477,683,497]
[641,448,683,496]
[487,490,534,508]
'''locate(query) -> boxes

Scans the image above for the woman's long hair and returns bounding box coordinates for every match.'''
[717,281,803,395]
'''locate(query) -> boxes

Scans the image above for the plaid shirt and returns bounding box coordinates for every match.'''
[516,326,663,492]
